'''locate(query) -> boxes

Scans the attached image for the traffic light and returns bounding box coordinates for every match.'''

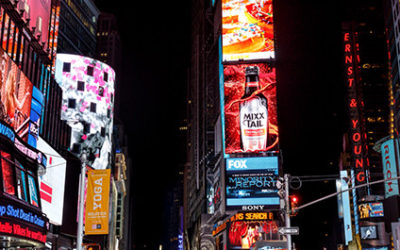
[289,195,299,216]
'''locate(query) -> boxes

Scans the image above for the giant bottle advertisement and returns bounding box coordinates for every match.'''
[223,63,278,156]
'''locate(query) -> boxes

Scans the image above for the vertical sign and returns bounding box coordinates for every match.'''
[340,170,353,245]
[381,139,399,198]
[343,25,370,198]
[85,169,111,235]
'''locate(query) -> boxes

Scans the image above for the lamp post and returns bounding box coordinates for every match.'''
[77,153,87,250]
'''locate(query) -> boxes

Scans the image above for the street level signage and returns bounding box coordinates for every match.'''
[278,227,299,235]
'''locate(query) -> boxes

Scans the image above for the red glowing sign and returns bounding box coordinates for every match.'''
[343,28,369,197]
[0,220,46,243]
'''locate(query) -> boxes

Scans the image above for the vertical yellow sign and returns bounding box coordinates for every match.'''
[85,169,110,235]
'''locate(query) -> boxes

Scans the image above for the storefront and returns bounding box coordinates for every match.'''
[0,120,48,248]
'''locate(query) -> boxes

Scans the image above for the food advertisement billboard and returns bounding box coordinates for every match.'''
[55,54,115,170]
[226,156,279,210]
[85,169,111,235]
[222,0,274,62]
[37,137,66,226]
[222,63,278,156]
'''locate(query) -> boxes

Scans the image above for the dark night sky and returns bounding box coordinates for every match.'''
[95,0,349,249]
[95,0,191,248]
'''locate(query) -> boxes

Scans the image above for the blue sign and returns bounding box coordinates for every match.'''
[381,139,399,198]
[226,156,279,210]
[0,203,45,228]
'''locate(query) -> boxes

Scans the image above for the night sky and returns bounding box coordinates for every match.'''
[96,0,348,249]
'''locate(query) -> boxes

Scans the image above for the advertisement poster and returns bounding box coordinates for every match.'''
[226,157,279,210]
[55,54,115,170]
[17,0,52,50]
[0,51,33,142]
[222,0,274,62]
[358,202,384,219]
[228,220,279,249]
[37,137,66,226]
[85,169,110,235]
[223,63,278,156]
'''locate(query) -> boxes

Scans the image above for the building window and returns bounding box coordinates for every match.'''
[103,72,108,82]
[90,102,96,113]
[1,151,39,207]
[77,81,85,91]
[1,152,15,195]
[63,62,71,72]
[98,86,104,96]
[87,66,94,76]
[68,98,76,108]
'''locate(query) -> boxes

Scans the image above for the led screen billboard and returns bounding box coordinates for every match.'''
[55,54,115,169]
[0,51,33,142]
[17,0,52,50]
[222,63,278,156]
[226,156,279,210]
[358,202,384,219]
[228,220,279,249]
[37,137,66,226]
[222,0,274,62]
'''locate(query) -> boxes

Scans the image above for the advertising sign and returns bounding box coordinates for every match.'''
[55,54,115,169]
[343,27,369,198]
[222,63,278,156]
[85,169,111,235]
[340,170,353,245]
[222,0,274,62]
[380,138,399,198]
[37,137,66,226]
[228,220,279,249]
[17,0,52,50]
[27,87,44,148]
[358,202,384,219]
[0,198,48,244]
[0,50,33,142]
[226,156,279,210]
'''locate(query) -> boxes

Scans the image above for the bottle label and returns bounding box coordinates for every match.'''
[246,81,259,87]
[240,96,268,152]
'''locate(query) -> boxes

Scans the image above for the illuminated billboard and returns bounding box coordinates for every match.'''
[358,202,384,219]
[222,63,278,156]
[37,137,66,226]
[225,156,279,210]
[0,51,33,142]
[17,0,52,50]
[222,0,274,62]
[55,54,115,169]
[380,139,399,198]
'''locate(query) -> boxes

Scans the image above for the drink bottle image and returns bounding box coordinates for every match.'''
[239,66,268,152]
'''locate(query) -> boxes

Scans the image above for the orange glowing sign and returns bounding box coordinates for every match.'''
[84,169,110,235]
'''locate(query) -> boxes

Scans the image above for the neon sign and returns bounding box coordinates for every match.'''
[0,220,46,243]
[343,30,369,197]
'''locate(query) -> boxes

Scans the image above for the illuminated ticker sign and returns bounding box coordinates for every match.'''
[343,29,369,198]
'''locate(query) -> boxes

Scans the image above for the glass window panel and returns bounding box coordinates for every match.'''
[27,174,39,207]
[1,152,15,195]
[15,167,28,202]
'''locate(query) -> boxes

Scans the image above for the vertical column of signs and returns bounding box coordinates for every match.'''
[221,0,280,212]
